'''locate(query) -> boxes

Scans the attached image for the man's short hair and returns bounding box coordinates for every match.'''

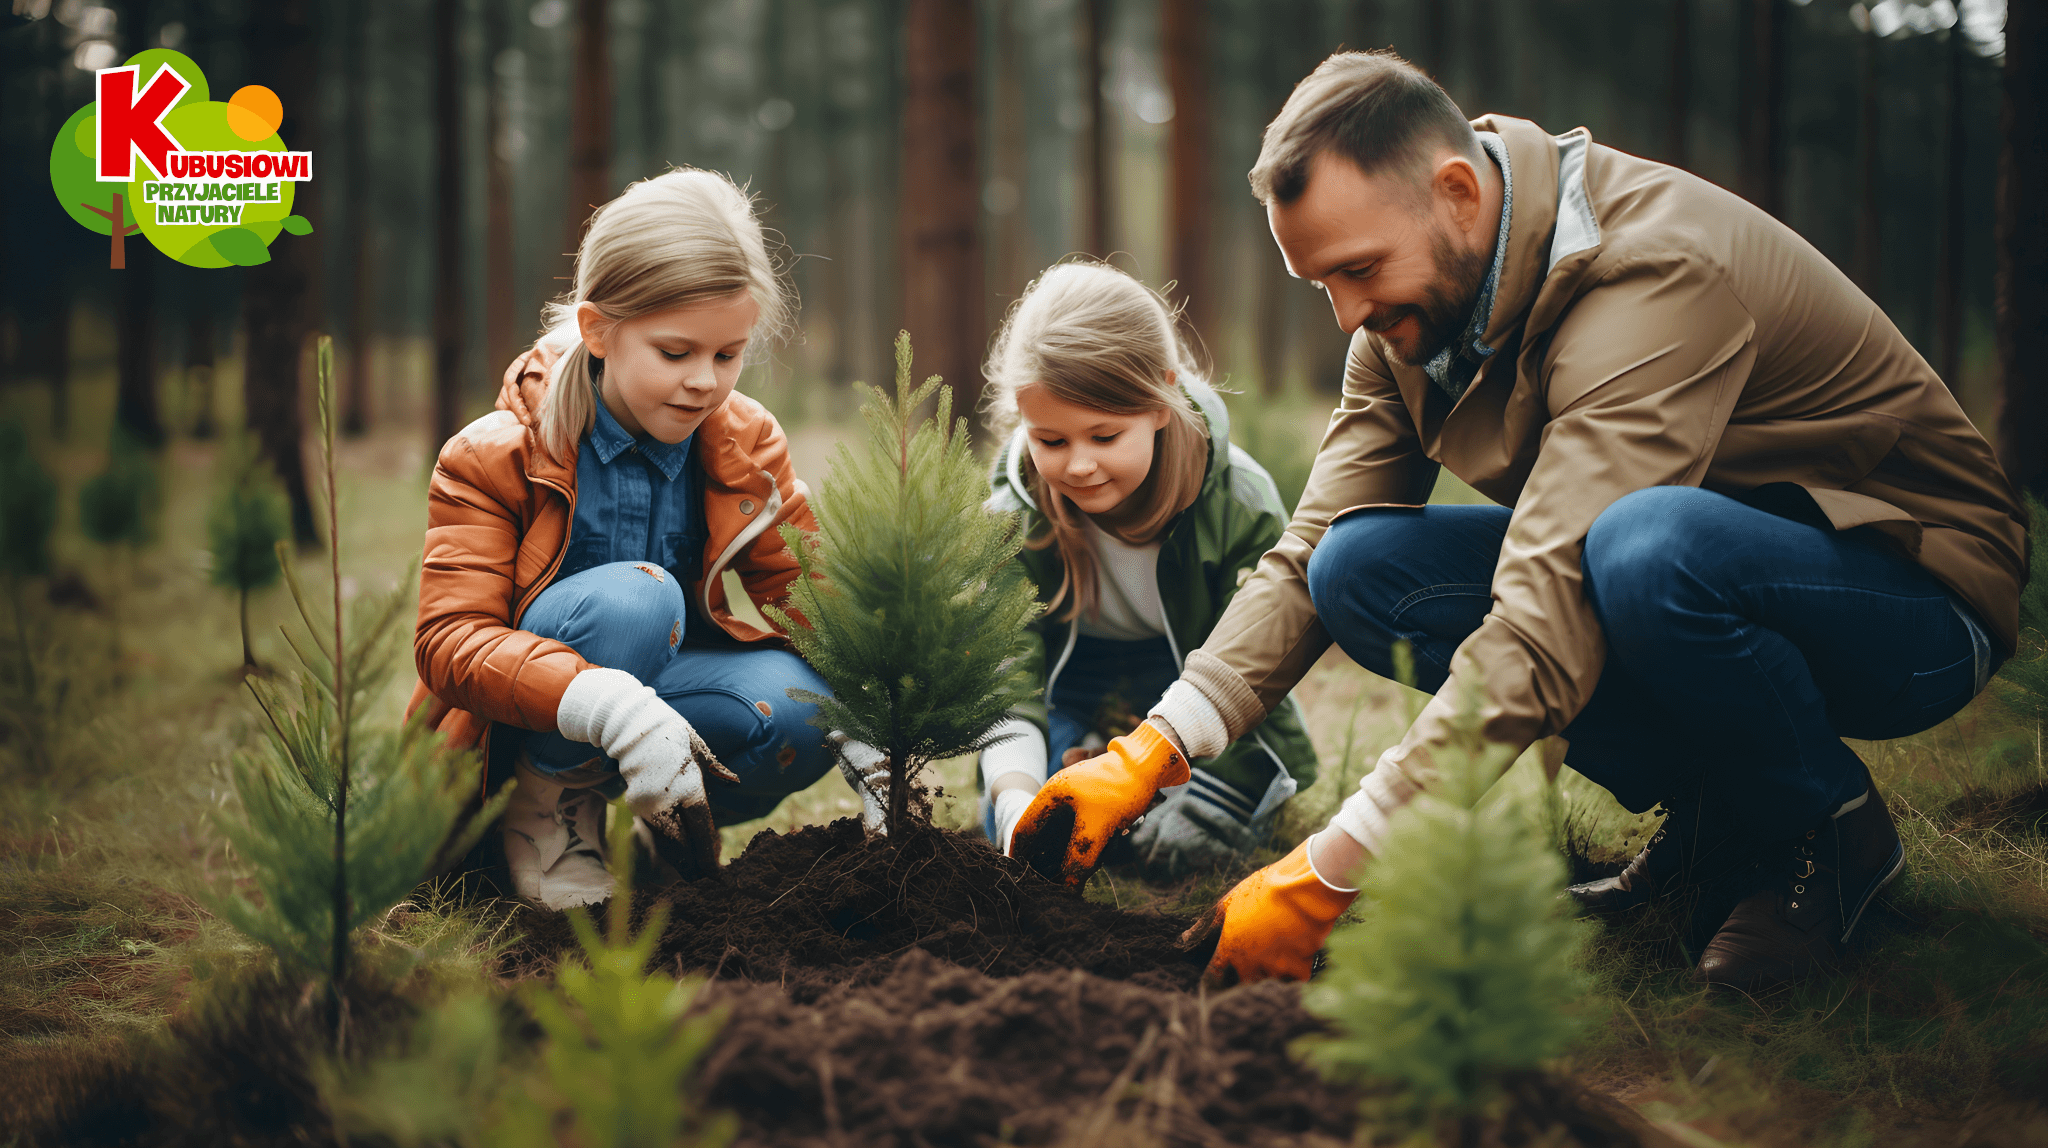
[1249,50,1481,205]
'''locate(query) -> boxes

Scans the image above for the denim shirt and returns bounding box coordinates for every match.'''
[561,388,708,600]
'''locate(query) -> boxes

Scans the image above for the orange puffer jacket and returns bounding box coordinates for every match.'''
[405,341,818,763]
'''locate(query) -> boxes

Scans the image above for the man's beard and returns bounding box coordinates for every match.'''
[1364,224,1494,367]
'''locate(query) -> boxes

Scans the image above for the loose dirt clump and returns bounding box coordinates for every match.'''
[503,818,1208,993]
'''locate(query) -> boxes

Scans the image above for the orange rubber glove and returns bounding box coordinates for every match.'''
[1180,837,1359,985]
[1007,719,1191,890]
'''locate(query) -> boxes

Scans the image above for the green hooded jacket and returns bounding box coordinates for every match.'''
[985,375,1319,815]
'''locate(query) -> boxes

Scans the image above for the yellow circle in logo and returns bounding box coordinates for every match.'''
[226,85,283,142]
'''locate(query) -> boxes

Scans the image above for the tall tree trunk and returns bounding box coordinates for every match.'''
[1420,0,1449,80]
[1081,0,1113,258]
[1467,0,1500,110]
[484,0,518,376]
[1937,26,1967,390]
[48,282,72,441]
[1997,0,2048,500]
[642,0,668,168]
[343,0,375,436]
[116,253,163,447]
[1348,0,1382,51]
[433,0,467,449]
[1737,0,1786,217]
[898,0,982,406]
[188,303,216,439]
[242,0,320,544]
[563,0,613,282]
[1163,0,1211,339]
[1667,0,1692,168]
[1854,26,1881,296]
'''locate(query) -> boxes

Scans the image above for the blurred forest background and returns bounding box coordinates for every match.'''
[0,0,2038,541]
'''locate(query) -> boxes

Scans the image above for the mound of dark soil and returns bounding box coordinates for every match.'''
[700,948,1659,1148]
[504,818,1209,992]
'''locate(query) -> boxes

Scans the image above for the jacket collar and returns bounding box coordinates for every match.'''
[501,337,765,493]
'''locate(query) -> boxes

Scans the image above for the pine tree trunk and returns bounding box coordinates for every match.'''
[116,248,164,448]
[241,0,320,545]
[1998,0,2048,500]
[484,0,518,377]
[1937,25,1967,390]
[1855,27,1882,297]
[188,303,216,439]
[240,585,255,670]
[432,0,466,449]
[1737,0,1786,218]
[1667,0,1692,169]
[48,281,72,441]
[898,0,982,409]
[343,0,375,437]
[563,0,613,283]
[888,747,911,838]
[1081,0,1113,258]
[1163,0,1210,338]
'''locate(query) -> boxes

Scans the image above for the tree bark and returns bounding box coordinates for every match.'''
[1937,26,1968,390]
[343,0,375,436]
[1667,0,1692,169]
[1081,0,1113,258]
[433,0,467,449]
[188,303,216,439]
[115,248,163,447]
[484,0,518,378]
[1737,0,1786,217]
[1998,0,2048,500]
[563,0,613,283]
[1163,0,1211,338]
[1854,26,1881,297]
[898,0,983,406]
[241,0,319,544]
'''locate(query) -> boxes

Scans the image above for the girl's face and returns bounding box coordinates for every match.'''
[580,292,760,444]
[1015,383,1173,516]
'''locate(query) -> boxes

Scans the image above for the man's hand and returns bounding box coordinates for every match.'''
[1007,720,1191,889]
[1179,834,1359,986]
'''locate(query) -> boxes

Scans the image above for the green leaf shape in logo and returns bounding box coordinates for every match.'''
[281,215,313,235]
[207,228,272,267]
[129,101,295,268]
[50,105,137,235]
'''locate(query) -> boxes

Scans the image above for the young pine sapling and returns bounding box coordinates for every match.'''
[211,336,498,1041]
[206,433,291,673]
[767,332,1042,836]
[77,424,160,659]
[1299,682,1590,1130]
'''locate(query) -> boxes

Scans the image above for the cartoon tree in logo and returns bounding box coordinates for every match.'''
[49,48,313,271]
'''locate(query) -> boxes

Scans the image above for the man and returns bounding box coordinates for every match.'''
[1007,51,2028,991]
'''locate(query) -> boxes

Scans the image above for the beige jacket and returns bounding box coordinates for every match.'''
[1181,115,2029,831]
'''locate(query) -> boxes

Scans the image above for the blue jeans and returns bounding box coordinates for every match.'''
[510,561,835,824]
[1306,487,1995,841]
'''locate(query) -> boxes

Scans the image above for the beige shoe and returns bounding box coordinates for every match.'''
[503,758,614,909]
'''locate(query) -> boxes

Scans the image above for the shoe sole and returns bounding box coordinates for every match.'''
[1839,840,1905,944]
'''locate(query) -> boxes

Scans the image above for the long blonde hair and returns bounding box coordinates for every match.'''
[984,261,1210,622]
[532,168,792,462]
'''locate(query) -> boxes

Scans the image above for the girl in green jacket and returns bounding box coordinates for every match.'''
[979,261,1319,878]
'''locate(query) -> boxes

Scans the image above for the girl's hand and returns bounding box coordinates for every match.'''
[556,668,739,879]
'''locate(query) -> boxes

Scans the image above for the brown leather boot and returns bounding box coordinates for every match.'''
[1692,773,1905,991]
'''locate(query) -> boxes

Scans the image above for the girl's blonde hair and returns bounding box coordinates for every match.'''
[532,168,792,462]
[984,261,1211,622]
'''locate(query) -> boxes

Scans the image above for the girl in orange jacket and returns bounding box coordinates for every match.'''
[406,169,838,907]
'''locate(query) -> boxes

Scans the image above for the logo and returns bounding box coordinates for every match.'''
[49,48,314,269]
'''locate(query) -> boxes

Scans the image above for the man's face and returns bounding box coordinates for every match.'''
[1269,149,1493,367]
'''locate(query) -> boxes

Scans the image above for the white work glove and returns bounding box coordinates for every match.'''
[556,667,738,879]
[830,731,890,837]
[1127,768,1268,880]
[979,718,1049,856]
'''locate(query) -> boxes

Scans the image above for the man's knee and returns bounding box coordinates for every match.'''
[1306,509,1434,616]
[1583,487,1726,608]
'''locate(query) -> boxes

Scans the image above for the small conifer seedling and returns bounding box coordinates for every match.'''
[207,433,291,673]
[212,337,498,1040]
[1300,685,1590,1126]
[767,332,1043,835]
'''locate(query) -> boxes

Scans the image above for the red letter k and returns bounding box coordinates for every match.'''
[96,64,190,181]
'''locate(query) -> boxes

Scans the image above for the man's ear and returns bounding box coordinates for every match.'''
[1432,154,1485,235]
[576,300,613,359]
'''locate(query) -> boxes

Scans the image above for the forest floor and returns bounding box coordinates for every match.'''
[1,369,2045,1146]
